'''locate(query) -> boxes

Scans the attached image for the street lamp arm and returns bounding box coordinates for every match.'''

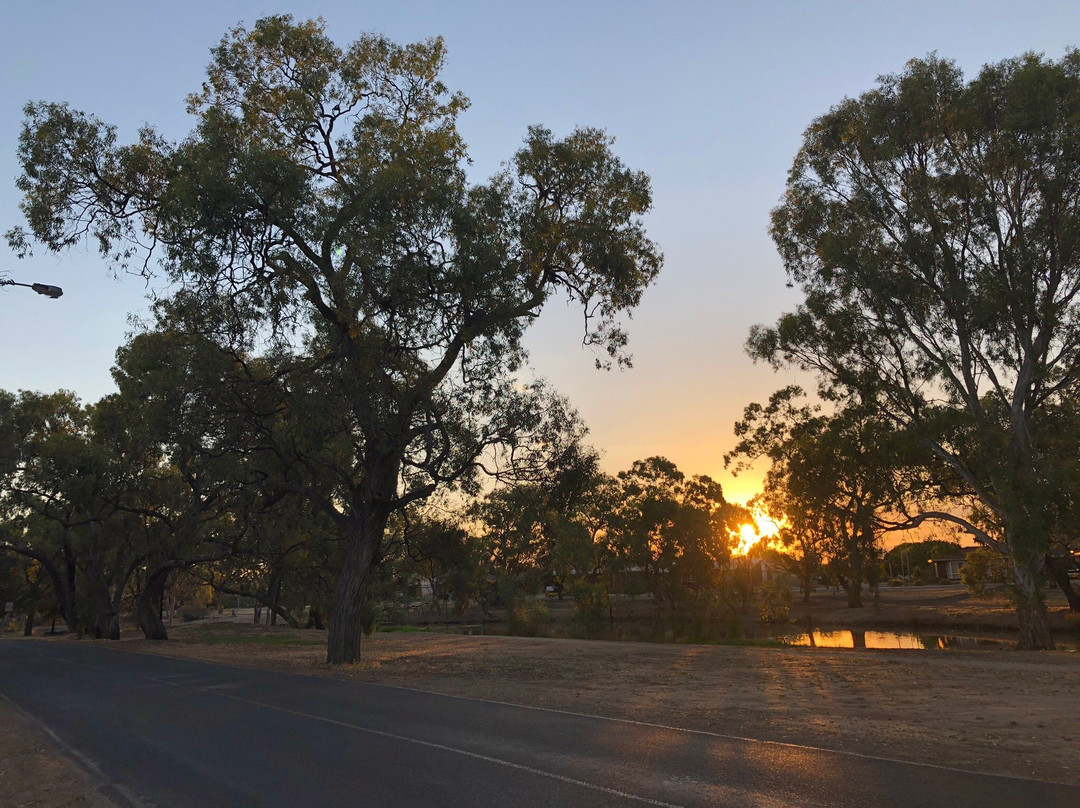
[0,278,63,298]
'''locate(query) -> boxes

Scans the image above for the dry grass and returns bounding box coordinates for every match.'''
[5,585,1079,804]
[0,697,114,808]
[120,619,1080,786]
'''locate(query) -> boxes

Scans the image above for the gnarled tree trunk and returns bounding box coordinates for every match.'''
[327,508,387,664]
[1045,554,1080,613]
[1012,552,1054,650]
[136,567,172,640]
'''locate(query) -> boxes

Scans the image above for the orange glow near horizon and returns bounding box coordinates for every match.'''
[731,507,785,557]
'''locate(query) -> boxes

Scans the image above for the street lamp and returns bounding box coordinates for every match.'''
[0,278,63,299]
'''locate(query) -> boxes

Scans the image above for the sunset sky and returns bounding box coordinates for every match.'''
[3,1,1080,503]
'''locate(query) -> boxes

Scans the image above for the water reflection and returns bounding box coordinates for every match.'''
[773,629,1012,650]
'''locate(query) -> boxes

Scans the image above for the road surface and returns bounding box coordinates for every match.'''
[0,640,1075,807]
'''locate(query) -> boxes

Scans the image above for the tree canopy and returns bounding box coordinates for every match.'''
[7,16,661,662]
[753,51,1080,648]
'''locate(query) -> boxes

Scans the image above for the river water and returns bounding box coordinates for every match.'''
[770,627,1079,650]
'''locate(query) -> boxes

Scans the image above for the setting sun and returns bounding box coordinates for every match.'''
[732,508,784,557]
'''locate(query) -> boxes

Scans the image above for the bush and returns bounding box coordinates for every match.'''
[758,578,792,624]
[506,600,550,637]
[960,548,1013,596]
[569,581,610,638]
[724,614,744,640]
[620,575,650,599]
[179,603,207,622]
[379,601,410,627]
[887,578,906,587]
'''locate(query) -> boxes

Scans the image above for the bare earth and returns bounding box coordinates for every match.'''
[0,696,115,808]
[3,587,1079,806]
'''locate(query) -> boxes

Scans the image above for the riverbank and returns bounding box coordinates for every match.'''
[397,581,1077,644]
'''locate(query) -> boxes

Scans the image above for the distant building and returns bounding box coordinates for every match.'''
[748,557,783,584]
[928,547,977,582]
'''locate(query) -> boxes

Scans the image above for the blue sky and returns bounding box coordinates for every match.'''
[3,1,1080,501]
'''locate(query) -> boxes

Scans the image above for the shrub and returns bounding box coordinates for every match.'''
[960,548,1013,597]
[724,614,743,640]
[179,603,207,622]
[569,581,610,638]
[758,578,792,624]
[1064,612,1080,635]
[379,601,409,627]
[506,600,550,637]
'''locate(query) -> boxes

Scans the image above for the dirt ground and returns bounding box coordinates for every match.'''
[3,586,1079,806]
[0,697,114,808]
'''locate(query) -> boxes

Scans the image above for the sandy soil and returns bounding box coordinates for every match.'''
[114,621,1080,787]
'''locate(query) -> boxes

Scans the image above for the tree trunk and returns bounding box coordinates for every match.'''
[136,568,171,640]
[327,511,386,664]
[23,606,35,637]
[94,607,120,640]
[34,553,78,633]
[1045,554,1080,613]
[264,600,300,628]
[839,572,862,607]
[268,578,280,626]
[1013,553,1054,650]
[305,607,325,630]
[846,584,862,608]
[88,573,121,640]
[166,586,176,626]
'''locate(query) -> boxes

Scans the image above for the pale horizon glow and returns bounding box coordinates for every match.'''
[3,2,1080,503]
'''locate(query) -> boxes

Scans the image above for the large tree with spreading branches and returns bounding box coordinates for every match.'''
[755,51,1080,648]
[7,16,661,662]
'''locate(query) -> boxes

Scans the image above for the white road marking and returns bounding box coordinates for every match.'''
[34,643,1079,790]
[144,673,688,807]
[0,692,149,808]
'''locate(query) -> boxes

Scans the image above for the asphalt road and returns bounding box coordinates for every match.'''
[1,640,1075,808]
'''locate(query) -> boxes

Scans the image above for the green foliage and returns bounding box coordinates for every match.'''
[7,15,662,663]
[506,600,551,638]
[884,541,964,577]
[179,603,207,622]
[758,577,792,624]
[376,624,429,634]
[404,517,485,620]
[610,457,737,610]
[727,392,906,608]
[752,50,1080,647]
[960,548,1013,597]
[568,580,610,638]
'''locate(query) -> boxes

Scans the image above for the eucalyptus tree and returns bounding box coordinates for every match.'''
[9,16,661,662]
[754,52,1080,648]
[611,457,733,625]
[728,388,916,607]
[0,390,169,638]
[111,330,278,639]
[1,390,101,634]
